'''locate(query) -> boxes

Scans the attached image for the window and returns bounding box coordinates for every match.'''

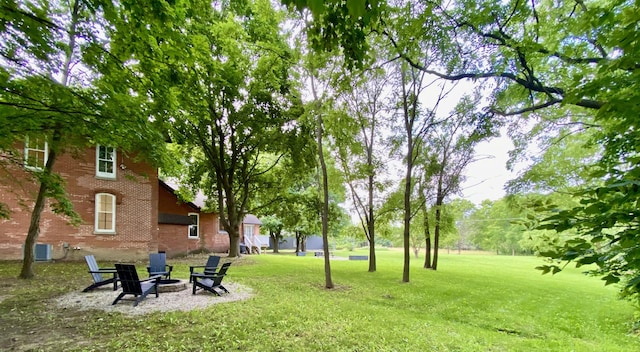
[244,224,254,240]
[24,136,48,170]
[96,145,116,178]
[95,193,116,233]
[188,213,199,239]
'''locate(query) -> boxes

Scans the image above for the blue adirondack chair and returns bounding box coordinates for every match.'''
[83,255,118,292]
[146,252,173,279]
[191,262,231,296]
[189,255,221,283]
[112,263,160,307]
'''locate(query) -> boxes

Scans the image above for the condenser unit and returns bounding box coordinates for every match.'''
[23,243,52,261]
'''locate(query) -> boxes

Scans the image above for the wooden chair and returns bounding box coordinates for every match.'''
[189,255,221,283]
[146,252,173,279]
[112,264,160,307]
[191,262,231,296]
[82,255,118,292]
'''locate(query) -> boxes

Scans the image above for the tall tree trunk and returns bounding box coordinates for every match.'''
[20,1,79,279]
[223,188,242,257]
[270,231,280,253]
[431,168,445,270]
[20,148,57,279]
[423,206,432,269]
[367,171,376,272]
[400,66,415,283]
[432,198,443,270]
[366,132,376,271]
[317,111,333,288]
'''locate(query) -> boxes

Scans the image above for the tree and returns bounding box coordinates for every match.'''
[331,66,391,272]
[113,0,304,257]
[393,61,428,283]
[260,215,284,253]
[1,1,165,278]
[283,0,640,308]
[421,94,493,269]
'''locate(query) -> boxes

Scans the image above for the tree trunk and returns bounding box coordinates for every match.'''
[423,200,432,269]
[20,148,57,279]
[401,66,413,283]
[367,207,376,272]
[227,225,241,257]
[20,1,78,279]
[269,232,280,253]
[367,155,376,272]
[432,198,443,271]
[316,110,333,289]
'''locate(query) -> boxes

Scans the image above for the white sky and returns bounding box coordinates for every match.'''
[459,134,517,205]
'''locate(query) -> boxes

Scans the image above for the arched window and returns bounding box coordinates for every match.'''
[95,193,116,233]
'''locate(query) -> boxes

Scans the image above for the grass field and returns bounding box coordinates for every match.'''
[1,249,638,351]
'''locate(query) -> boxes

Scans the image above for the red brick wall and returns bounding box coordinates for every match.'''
[157,185,229,256]
[0,145,158,261]
[157,185,200,256]
[201,213,230,253]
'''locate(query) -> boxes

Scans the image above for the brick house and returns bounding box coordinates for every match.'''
[0,141,260,261]
[157,179,229,257]
[158,180,263,256]
[1,141,159,261]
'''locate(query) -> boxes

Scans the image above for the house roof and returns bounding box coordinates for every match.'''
[158,179,200,210]
[159,179,261,225]
[243,214,262,225]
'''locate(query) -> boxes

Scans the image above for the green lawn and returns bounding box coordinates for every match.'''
[1,249,638,351]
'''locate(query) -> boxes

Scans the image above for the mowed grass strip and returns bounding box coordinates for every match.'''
[0,250,638,351]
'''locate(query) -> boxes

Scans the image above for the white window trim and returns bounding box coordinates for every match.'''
[188,213,199,239]
[24,136,48,171]
[96,145,116,179]
[95,193,116,234]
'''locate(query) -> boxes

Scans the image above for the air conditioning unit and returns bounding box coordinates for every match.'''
[23,243,52,261]
[34,243,52,261]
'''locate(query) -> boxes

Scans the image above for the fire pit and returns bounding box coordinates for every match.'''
[157,279,187,293]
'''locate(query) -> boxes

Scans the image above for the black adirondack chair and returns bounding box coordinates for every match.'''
[83,255,118,292]
[191,262,231,296]
[113,263,161,307]
[189,255,221,283]
[146,252,173,279]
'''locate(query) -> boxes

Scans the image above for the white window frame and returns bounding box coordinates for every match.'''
[188,213,199,239]
[96,145,116,179]
[24,136,48,170]
[95,193,116,234]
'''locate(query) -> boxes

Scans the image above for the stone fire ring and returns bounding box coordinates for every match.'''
[157,279,188,293]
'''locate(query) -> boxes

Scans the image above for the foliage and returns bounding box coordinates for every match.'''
[1,254,638,350]
[467,199,527,255]
[329,63,393,271]
[0,0,166,277]
[536,179,640,303]
[281,0,384,69]
[110,0,306,256]
[285,0,640,312]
